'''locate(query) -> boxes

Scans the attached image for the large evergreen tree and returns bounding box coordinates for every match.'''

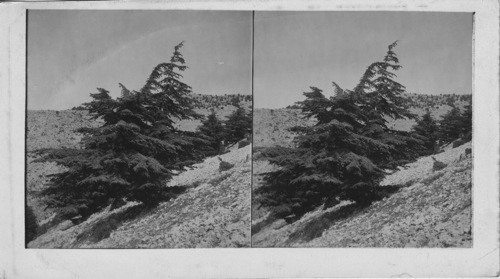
[352,41,423,167]
[255,42,423,220]
[36,42,208,220]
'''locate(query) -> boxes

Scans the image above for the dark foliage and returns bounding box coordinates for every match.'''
[255,42,424,220]
[431,157,447,172]
[224,106,252,145]
[238,138,251,148]
[460,103,473,141]
[71,105,86,111]
[438,107,462,144]
[412,111,440,155]
[197,110,226,156]
[36,43,209,220]
[25,205,38,245]
[438,103,472,144]
[218,157,235,172]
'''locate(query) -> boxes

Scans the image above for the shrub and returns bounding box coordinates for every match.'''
[224,107,252,145]
[197,110,225,156]
[412,111,439,155]
[238,139,251,148]
[438,103,472,144]
[218,157,234,172]
[25,205,38,245]
[432,157,447,171]
[452,139,465,148]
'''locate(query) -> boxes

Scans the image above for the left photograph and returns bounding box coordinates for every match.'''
[26,10,253,248]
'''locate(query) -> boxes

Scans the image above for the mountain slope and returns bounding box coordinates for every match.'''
[252,143,472,247]
[255,94,472,148]
[29,144,251,248]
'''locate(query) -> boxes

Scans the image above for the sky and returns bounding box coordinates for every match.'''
[28,11,473,110]
[254,11,473,108]
[28,10,252,110]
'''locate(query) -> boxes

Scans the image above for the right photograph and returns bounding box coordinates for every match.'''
[252,11,473,247]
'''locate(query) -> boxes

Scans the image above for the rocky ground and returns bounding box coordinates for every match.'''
[174,105,250,132]
[26,101,252,248]
[251,98,472,248]
[253,108,316,148]
[27,110,100,150]
[29,144,251,248]
[254,98,469,147]
[26,110,101,222]
[251,142,472,247]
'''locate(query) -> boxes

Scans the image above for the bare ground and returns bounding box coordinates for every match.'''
[252,143,472,248]
[26,108,252,248]
[29,145,252,248]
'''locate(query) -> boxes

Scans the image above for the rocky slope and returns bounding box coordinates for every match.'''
[29,144,251,248]
[26,94,252,247]
[253,108,316,148]
[255,95,471,147]
[26,110,101,222]
[27,110,100,150]
[251,142,472,247]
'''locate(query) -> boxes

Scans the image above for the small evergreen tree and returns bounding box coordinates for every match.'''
[255,42,423,219]
[224,107,252,145]
[438,106,463,144]
[460,103,472,141]
[198,110,225,156]
[36,42,208,220]
[412,111,439,155]
[437,102,472,145]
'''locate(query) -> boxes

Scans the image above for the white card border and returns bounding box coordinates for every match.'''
[0,1,498,278]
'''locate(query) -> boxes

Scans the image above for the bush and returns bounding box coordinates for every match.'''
[432,157,447,171]
[452,139,465,148]
[197,111,225,156]
[218,157,234,172]
[25,205,38,245]
[224,107,252,145]
[438,103,472,144]
[412,111,439,155]
[238,139,251,148]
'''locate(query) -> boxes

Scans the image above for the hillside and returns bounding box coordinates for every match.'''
[29,144,251,248]
[26,95,251,247]
[252,94,471,248]
[256,93,471,148]
[175,94,252,132]
[252,142,472,247]
[253,108,316,148]
[26,110,102,222]
[27,110,100,150]
[191,93,252,110]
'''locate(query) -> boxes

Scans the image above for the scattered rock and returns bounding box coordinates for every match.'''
[252,143,472,248]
